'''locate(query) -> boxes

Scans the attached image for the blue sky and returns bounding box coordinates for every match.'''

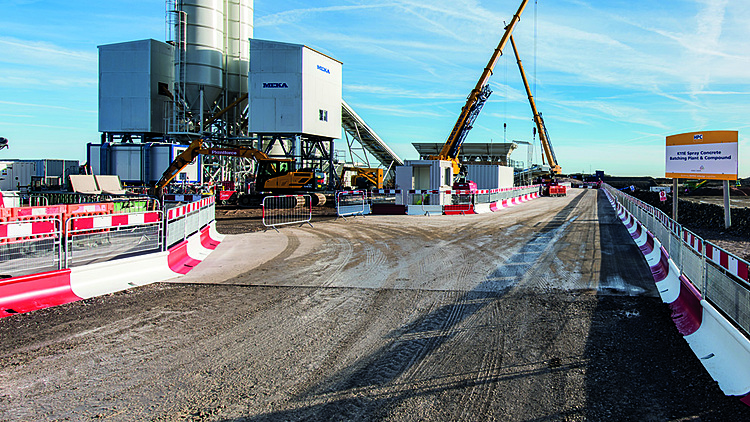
[1,0,748,177]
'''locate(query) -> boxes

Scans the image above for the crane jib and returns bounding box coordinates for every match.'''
[433,0,529,166]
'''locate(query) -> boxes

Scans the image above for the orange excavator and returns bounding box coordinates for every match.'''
[428,0,530,177]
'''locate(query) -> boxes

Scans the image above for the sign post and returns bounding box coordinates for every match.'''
[665,130,738,228]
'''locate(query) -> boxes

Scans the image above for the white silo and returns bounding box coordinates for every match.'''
[225,0,253,100]
[179,0,225,116]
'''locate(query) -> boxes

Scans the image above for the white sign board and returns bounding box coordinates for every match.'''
[666,131,738,180]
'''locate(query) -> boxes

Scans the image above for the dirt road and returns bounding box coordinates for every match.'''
[1,189,747,420]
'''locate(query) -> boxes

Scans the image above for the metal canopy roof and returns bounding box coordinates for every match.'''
[411,142,518,164]
[341,100,403,168]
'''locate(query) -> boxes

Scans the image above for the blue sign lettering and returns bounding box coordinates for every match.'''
[694,134,703,140]
[263,82,289,88]
[317,65,331,74]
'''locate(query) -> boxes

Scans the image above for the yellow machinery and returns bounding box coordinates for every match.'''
[510,35,562,175]
[155,139,326,205]
[428,0,529,175]
[340,167,384,190]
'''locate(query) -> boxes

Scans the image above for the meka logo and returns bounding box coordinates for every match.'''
[263,82,289,88]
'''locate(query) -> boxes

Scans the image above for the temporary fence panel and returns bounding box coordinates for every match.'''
[370,190,404,215]
[164,197,215,248]
[337,191,366,218]
[605,183,750,342]
[263,195,313,231]
[65,211,163,267]
[705,257,750,339]
[166,216,186,249]
[0,217,62,278]
[407,192,445,216]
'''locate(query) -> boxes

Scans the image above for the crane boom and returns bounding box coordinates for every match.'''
[510,35,561,174]
[429,0,530,174]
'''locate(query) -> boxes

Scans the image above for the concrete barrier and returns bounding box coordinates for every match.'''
[474,203,492,214]
[684,301,750,397]
[646,247,680,282]
[632,224,648,248]
[69,252,176,299]
[668,275,703,336]
[655,258,682,303]
[0,270,79,318]
[640,236,662,267]
[186,230,212,261]
[168,239,202,275]
[201,225,220,250]
[607,187,750,401]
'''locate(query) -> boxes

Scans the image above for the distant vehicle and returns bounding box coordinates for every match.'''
[339,166,384,190]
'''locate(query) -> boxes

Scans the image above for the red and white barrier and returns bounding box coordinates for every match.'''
[0,270,78,318]
[68,211,161,231]
[200,222,224,250]
[606,185,750,402]
[684,301,750,396]
[69,252,177,299]
[705,243,750,283]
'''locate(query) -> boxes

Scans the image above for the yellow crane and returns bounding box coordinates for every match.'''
[510,35,561,174]
[428,0,530,175]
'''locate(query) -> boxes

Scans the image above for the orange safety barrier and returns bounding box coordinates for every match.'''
[11,205,66,242]
[65,203,114,236]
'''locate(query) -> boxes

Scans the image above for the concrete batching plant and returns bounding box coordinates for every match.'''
[93,0,399,192]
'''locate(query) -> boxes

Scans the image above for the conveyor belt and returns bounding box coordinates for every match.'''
[341,100,403,168]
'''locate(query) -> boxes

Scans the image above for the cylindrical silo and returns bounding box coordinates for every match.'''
[225,0,253,99]
[180,0,225,114]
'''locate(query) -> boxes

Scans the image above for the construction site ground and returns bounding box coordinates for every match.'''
[1,189,748,421]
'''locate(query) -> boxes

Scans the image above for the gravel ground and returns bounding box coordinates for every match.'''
[0,189,748,421]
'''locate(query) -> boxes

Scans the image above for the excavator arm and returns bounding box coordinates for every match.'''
[429,0,530,174]
[154,139,295,191]
[510,35,561,175]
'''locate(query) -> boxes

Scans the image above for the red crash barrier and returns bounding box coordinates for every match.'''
[0,270,79,318]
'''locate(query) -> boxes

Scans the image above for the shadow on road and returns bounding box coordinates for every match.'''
[220,190,748,421]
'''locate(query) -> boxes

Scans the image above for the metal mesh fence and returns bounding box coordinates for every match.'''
[166,217,186,248]
[66,215,163,267]
[185,211,200,237]
[681,243,705,293]
[706,262,750,334]
[337,192,366,217]
[0,237,61,278]
[668,231,682,269]
[0,218,62,278]
[263,195,312,231]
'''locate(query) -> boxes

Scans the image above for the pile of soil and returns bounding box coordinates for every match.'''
[629,190,749,261]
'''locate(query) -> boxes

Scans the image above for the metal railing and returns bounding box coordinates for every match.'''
[262,195,313,232]
[0,196,217,278]
[336,191,366,219]
[65,212,164,267]
[604,184,750,339]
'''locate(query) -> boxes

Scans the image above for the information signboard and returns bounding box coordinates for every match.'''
[665,130,738,180]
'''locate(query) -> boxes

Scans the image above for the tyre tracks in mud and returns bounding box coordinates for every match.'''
[6,189,736,421]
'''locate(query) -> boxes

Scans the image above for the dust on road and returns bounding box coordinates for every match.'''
[0,189,746,421]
